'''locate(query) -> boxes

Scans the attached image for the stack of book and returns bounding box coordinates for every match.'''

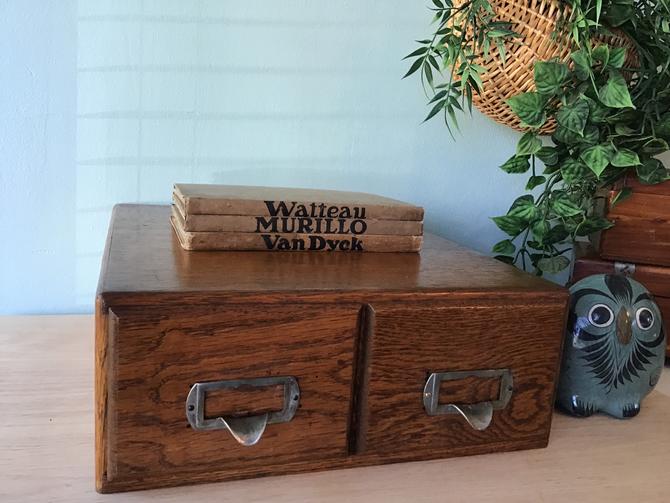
[171,183,424,252]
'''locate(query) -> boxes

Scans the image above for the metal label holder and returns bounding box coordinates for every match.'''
[423,369,513,431]
[186,376,300,446]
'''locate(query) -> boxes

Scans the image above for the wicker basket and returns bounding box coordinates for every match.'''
[458,0,638,133]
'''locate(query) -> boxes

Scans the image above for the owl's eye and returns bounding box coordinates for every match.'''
[588,304,614,327]
[636,308,654,330]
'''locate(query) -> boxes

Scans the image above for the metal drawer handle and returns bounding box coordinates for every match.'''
[186,376,300,446]
[423,369,513,431]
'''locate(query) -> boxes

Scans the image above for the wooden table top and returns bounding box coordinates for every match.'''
[99,205,564,296]
[1,315,669,502]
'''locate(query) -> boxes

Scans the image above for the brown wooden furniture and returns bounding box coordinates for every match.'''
[573,243,670,358]
[3,315,670,502]
[96,204,569,493]
[600,178,670,267]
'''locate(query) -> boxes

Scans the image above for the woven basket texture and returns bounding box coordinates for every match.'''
[455,0,638,133]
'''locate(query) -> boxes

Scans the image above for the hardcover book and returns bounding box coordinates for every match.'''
[171,209,422,252]
[173,184,424,221]
[172,197,423,235]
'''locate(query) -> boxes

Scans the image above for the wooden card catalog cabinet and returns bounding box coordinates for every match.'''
[95,205,568,493]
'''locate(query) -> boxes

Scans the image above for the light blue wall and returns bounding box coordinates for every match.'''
[1,0,527,315]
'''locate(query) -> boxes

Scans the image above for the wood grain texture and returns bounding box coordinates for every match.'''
[574,243,670,296]
[607,190,670,220]
[2,315,670,503]
[103,305,360,490]
[600,214,670,267]
[95,204,569,492]
[601,178,670,266]
[98,205,565,298]
[363,303,565,456]
[615,176,670,196]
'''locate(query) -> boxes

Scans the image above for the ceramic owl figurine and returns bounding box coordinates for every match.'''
[557,274,665,419]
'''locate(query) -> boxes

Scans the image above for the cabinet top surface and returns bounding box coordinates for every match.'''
[97,204,565,297]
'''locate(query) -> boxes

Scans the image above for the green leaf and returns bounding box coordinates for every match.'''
[428,90,448,105]
[403,47,428,60]
[556,98,590,135]
[606,108,638,124]
[552,125,583,145]
[571,50,591,81]
[403,58,423,79]
[534,61,568,96]
[580,125,600,145]
[592,45,610,67]
[608,47,626,69]
[604,3,635,27]
[580,144,615,177]
[656,113,670,140]
[507,194,538,221]
[588,101,610,124]
[526,175,546,190]
[642,138,669,155]
[537,146,560,166]
[492,215,526,236]
[552,195,583,217]
[531,219,550,241]
[494,255,515,265]
[611,186,633,207]
[637,158,670,184]
[614,123,636,136]
[575,217,614,236]
[560,158,590,184]
[537,256,571,274]
[423,63,434,86]
[506,92,546,127]
[545,224,569,244]
[611,148,641,167]
[492,239,516,255]
[598,72,634,108]
[516,132,542,155]
[423,99,446,122]
[500,155,530,173]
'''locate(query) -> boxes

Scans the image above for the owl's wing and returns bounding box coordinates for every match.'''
[580,325,664,390]
[580,331,616,388]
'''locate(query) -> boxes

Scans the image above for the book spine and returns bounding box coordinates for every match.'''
[173,204,423,235]
[171,215,422,252]
[176,193,424,221]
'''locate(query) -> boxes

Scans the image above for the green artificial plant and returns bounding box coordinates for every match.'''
[405,0,670,275]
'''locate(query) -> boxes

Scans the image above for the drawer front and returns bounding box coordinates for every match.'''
[360,302,565,456]
[105,304,360,484]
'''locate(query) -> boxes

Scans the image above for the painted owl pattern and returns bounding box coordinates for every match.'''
[576,276,665,390]
[558,274,666,419]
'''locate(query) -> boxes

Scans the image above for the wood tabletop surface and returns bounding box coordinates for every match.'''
[1,315,669,502]
[100,204,564,296]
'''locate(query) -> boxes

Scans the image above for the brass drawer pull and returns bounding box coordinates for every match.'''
[423,369,513,431]
[186,376,300,446]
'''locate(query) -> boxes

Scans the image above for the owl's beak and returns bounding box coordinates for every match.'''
[616,307,632,345]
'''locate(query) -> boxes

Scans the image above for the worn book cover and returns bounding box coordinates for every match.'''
[171,211,422,252]
[172,197,423,235]
[173,183,424,221]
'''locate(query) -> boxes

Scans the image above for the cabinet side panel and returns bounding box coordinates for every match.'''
[94,298,109,491]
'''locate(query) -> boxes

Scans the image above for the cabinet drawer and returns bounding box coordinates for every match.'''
[102,304,360,487]
[360,303,565,456]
